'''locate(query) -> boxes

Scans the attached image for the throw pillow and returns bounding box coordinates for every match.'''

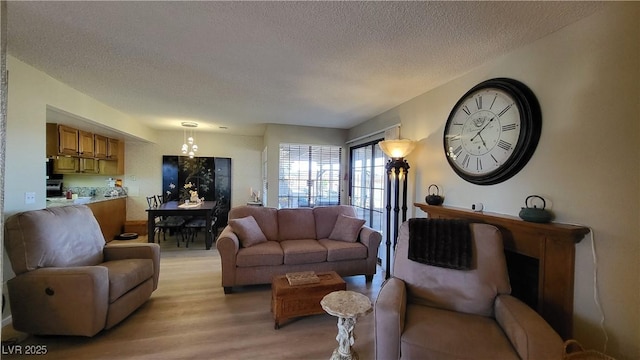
[328,214,366,243]
[229,215,268,247]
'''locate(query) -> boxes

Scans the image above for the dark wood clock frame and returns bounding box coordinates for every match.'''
[443,78,542,185]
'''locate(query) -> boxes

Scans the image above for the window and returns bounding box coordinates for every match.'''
[278,144,342,208]
[349,140,385,232]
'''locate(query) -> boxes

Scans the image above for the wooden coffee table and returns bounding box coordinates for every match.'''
[271,271,346,329]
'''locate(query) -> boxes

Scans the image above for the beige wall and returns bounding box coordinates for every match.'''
[263,124,348,208]
[124,130,263,221]
[350,4,640,359]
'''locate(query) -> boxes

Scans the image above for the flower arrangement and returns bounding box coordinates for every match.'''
[179,182,204,204]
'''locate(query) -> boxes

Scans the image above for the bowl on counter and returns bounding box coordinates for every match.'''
[73,197,92,204]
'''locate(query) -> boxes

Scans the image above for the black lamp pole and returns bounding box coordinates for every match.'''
[385,157,410,280]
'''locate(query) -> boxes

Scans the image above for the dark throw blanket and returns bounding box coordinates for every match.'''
[408,218,472,270]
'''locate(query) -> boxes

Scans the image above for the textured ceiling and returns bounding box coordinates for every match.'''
[7,1,605,136]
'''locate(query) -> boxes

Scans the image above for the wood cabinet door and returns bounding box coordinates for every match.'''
[58,125,79,155]
[80,158,100,174]
[107,138,119,160]
[78,130,95,158]
[94,134,108,159]
[53,157,79,173]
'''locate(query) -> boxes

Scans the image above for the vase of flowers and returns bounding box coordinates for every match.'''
[181,182,195,203]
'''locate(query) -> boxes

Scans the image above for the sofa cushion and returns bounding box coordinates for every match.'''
[102,259,154,303]
[328,214,365,243]
[229,216,268,248]
[394,222,511,317]
[278,208,316,241]
[401,304,519,360]
[4,205,105,275]
[236,241,284,267]
[228,206,279,241]
[313,205,357,239]
[319,239,368,262]
[280,240,327,265]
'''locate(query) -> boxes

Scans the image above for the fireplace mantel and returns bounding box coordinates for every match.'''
[414,203,590,339]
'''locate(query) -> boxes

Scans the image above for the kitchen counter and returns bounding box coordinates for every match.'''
[46,194,128,208]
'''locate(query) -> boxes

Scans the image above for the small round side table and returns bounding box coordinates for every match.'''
[321,290,373,360]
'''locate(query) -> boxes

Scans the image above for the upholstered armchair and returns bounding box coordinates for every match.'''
[375,220,563,360]
[4,205,160,337]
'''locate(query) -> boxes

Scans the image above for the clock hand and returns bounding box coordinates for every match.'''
[477,132,488,148]
[470,117,495,142]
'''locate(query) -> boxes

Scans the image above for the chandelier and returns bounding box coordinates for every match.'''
[181,122,198,158]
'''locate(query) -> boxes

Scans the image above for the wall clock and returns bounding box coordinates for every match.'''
[443,78,541,185]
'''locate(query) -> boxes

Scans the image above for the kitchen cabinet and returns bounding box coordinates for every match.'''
[107,138,119,160]
[56,124,79,156]
[94,134,108,158]
[53,156,79,173]
[87,198,126,242]
[47,124,94,158]
[52,157,99,174]
[47,123,126,175]
[78,130,95,158]
[80,158,100,174]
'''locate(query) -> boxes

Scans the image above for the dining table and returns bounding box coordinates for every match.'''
[146,200,217,250]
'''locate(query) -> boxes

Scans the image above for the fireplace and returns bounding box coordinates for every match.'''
[505,251,539,310]
[415,203,590,339]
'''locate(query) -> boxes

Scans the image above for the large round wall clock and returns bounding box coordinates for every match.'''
[443,78,541,185]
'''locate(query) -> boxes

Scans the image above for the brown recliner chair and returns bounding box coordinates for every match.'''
[375,220,563,360]
[4,205,160,337]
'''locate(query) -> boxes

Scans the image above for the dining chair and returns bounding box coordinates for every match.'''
[183,216,217,248]
[147,195,186,245]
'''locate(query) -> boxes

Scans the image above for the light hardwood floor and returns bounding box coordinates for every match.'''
[1,233,384,360]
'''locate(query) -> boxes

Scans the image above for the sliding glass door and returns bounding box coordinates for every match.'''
[349,140,385,233]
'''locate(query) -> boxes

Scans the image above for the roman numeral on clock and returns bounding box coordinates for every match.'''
[462,105,471,116]
[497,104,513,117]
[462,154,470,168]
[453,145,462,157]
[475,96,482,110]
[498,140,512,151]
[502,123,517,131]
[477,157,482,171]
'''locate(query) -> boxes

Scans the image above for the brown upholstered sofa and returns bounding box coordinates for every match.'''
[4,205,160,337]
[216,205,381,294]
[375,220,563,360]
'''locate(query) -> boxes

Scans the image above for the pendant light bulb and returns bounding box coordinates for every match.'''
[180,122,199,158]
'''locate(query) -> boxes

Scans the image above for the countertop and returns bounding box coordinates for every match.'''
[46,195,128,208]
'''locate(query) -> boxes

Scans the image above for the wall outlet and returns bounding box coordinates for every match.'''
[25,192,36,204]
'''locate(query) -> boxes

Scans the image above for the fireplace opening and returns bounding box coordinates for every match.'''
[504,251,539,311]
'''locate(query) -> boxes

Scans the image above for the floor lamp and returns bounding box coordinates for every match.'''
[379,139,416,280]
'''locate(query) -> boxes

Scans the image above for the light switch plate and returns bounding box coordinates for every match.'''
[25,192,36,204]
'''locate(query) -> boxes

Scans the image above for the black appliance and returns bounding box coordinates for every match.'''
[46,158,64,197]
[46,179,64,197]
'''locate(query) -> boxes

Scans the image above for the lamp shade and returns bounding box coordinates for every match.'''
[379,139,416,158]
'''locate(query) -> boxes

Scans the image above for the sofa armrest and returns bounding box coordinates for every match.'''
[104,243,161,290]
[495,294,564,360]
[216,225,240,290]
[359,225,382,249]
[374,277,407,360]
[7,267,109,336]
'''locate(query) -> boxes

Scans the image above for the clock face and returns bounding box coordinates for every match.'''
[443,78,541,185]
